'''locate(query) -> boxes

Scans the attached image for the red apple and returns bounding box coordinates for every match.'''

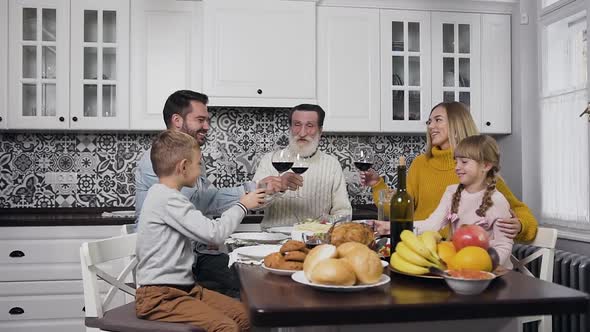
[452,225,490,251]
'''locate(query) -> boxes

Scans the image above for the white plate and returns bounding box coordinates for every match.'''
[381,260,388,268]
[230,232,288,243]
[233,244,281,260]
[291,271,390,292]
[267,226,294,235]
[261,263,299,276]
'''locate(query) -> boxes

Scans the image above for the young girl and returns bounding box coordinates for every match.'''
[362,102,537,242]
[413,135,513,268]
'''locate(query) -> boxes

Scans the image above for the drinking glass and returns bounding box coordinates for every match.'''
[271,149,293,198]
[353,147,374,194]
[291,153,309,198]
[353,147,374,172]
[271,149,293,175]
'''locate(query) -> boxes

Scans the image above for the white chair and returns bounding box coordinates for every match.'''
[512,227,558,332]
[120,223,136,235]
[80,234,203,332]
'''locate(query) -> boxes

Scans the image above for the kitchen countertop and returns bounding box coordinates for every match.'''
[0,205,377,227]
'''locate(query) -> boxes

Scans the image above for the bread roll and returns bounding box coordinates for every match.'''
[337,242,369,258]
[342,247,383,285]
[303,244,337,280]
[309,258,356,286]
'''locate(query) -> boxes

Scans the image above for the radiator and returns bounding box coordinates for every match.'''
[513,244,590,332]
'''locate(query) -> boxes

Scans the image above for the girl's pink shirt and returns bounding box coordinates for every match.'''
[414,184,513,268]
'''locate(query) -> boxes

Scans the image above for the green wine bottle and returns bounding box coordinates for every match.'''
[390,156,414,251]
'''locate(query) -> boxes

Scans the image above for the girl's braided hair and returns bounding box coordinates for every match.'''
[450,135,501,217]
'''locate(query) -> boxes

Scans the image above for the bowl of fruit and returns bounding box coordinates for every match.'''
[442,269,496,295]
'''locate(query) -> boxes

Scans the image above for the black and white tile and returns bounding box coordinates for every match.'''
[0,107,426,208]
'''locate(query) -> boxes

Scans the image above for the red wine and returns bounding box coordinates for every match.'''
[354,161,373,171]
[272,162,293,173]
[291,166,308,174]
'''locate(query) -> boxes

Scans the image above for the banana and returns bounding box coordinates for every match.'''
[400,230,437,263]
[422,230,442,243]
[395,242,436,268]
[419,232,442,262]
[390,252,429,275]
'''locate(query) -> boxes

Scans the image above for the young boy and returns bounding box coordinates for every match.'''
[135,130,265,331]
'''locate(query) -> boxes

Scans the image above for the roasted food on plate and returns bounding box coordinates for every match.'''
[263,240,308,271]
[329,222,375,247]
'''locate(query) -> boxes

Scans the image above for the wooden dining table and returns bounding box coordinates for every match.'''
[236,264,590,331]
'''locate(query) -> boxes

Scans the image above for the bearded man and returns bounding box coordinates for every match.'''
[253,104,352,229]
[135,90,290,298]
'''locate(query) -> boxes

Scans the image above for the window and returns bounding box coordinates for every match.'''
[539,3,589,228]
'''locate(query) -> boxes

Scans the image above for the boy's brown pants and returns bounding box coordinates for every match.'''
[135,284,250,332]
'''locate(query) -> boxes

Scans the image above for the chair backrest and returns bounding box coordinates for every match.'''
[80,234,138,318]
[511,227,557,282]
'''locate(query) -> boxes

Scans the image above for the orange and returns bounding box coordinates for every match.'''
[437,241,457,265]
[447,246,492,272]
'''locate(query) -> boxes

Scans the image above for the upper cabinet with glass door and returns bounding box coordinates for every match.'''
[70,0,129,129]
[8,0,69,129]
[431,12,482,130]
[380,10,431,133]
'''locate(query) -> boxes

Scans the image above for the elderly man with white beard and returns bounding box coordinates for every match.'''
[253,104,352,229]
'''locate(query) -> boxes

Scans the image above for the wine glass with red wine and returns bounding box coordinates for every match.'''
[353,147,374,172]
[291,153,309,198]
[271,149,293,175]
[271,149,293,198]
[353,147,374,194]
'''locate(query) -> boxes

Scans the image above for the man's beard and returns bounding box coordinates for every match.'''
[182,123,207,146]
[288,133,320,157]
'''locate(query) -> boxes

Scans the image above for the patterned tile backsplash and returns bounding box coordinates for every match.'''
[0,107,426,208]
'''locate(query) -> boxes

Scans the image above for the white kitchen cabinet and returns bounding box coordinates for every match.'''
[0,0,8,129]
[203,0,316,107]
[130,0,202,130]
[378,10,511,134]
[7,0,129,130]
[431,12,482,131]
[480,14,511,134]
[0,225,122,332]
[317,7,380,133]
[8,0,70,129]
[380,10,431,133]
[70,0,129,130]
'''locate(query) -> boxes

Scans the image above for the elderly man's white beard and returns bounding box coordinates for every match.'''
[289,133,320,157]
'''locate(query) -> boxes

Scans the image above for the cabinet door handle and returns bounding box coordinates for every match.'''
[9,307,24,315]
[0,116,3,122]
[9,250,25,258]
[485,121,491,126]
[257,89,263,95]
[72,116,78,122]
[59,116,65,122]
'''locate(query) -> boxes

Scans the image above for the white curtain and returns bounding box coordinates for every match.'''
[540,89,589,223]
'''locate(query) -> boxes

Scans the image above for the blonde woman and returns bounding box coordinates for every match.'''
[362,102,537,242]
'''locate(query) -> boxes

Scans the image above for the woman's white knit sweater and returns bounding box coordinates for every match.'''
[253,150,352,229]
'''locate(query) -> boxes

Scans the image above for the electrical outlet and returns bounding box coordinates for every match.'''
[45,172,78,184]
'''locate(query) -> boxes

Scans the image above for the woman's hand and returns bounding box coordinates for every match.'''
[495,209,522,239]
[367,220,391,236]
[359,169,380,187]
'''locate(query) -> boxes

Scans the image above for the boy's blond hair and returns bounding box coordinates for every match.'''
[150,130,200,177]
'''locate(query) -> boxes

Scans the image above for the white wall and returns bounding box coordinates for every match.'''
[497,0,540,212]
